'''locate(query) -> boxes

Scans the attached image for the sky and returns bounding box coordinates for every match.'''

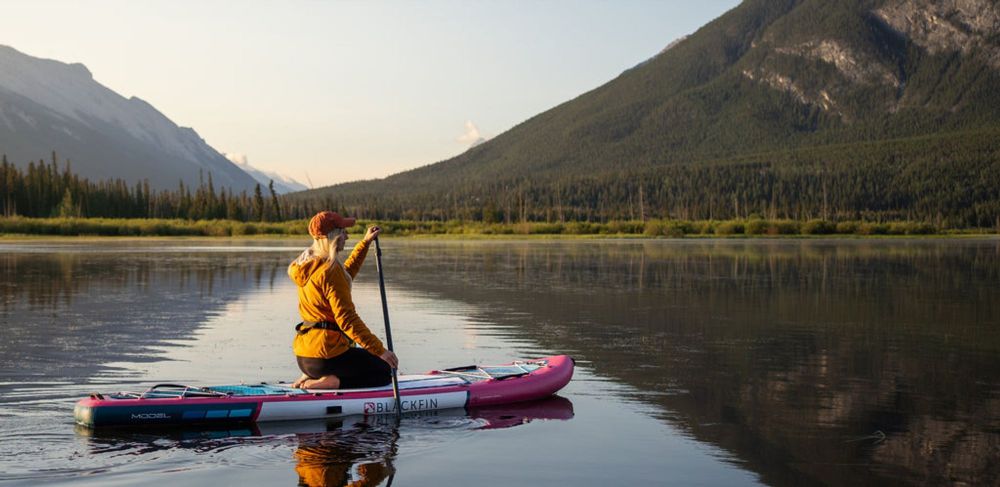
[3,0,739,187]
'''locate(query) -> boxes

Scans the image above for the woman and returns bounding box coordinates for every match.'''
[288,210,399,389]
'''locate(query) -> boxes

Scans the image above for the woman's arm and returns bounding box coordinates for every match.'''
[343,226,381,278]
[325,271,386,356]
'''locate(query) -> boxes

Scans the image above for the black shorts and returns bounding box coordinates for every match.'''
[296,348,391,389]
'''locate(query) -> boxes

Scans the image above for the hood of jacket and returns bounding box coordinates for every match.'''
[288,248,327,287]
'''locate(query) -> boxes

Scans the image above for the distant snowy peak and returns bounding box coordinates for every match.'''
[225,153,309,194]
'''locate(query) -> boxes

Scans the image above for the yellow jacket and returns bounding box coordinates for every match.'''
[288,239,386,359]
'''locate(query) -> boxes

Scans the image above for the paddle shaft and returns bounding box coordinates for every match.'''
[374,236,402,415]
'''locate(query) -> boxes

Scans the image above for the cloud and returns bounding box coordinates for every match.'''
[224,152,249,166]
[456,120,487,148]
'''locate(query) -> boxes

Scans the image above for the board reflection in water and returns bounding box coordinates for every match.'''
[76,396,574,487]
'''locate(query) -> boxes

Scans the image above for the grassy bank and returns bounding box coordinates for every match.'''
[1,216,997,238]
[0,217,305,237]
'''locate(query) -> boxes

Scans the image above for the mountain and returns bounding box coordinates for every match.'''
[0,45,258,192]
[224,153,308,194]
[290,0,1000,228]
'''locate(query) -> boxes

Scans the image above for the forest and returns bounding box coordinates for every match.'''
[287,129,1000,230]
[3,128,999,233]
[1,152,296,222]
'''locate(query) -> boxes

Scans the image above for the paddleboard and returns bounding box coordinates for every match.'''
[74,355,573,428]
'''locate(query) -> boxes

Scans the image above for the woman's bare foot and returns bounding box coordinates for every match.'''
[291,374,310,388]
[300,375,341,390]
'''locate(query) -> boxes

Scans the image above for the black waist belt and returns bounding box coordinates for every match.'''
[295,321,340,334]
[294,320,356,347]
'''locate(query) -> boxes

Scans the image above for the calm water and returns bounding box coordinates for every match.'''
[1,238,998,486]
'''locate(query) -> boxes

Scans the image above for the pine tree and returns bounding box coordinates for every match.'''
[268,180,281,221]
[177,180,191,218]
[0,154,9,217]
[206,172,218,219]
[253,183,265,222]
[56,188,80,218]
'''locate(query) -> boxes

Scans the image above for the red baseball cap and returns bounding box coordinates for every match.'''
[308,211,357,238]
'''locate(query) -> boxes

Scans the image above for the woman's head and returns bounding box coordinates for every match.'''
[307,211,355,260]
[308,211,356,239]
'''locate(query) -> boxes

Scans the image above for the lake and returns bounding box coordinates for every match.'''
[1,238,998,486]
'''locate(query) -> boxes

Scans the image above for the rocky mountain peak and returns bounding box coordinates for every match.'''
[875,0,1000,68]
[737,0,1000,121]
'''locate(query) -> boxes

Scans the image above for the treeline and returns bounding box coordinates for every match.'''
[4,128,999,232]
[291,129,1000,230]
[0,152,323,221]
[0,216,303,237]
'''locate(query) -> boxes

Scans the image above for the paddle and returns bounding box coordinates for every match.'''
[373,235,402,416]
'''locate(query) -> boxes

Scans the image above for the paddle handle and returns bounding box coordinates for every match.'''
[374,236,402,415]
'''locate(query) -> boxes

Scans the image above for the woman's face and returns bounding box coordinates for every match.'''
[335,230,347,252]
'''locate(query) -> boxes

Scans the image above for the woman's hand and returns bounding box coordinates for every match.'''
[363,225,382,244]
[380,350,399,369]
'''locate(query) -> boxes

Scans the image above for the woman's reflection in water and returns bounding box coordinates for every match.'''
[291,396,575,486]
[293,420,398,487]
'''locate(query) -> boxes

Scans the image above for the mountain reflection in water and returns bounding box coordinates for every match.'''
[379,239,1000,486]
[0,245,292,383]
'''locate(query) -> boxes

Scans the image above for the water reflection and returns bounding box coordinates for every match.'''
[3,238,997,486]
[379,239,1000,486]
[76,397,573,487]
[0,246,292,383]
[293,423,397,487]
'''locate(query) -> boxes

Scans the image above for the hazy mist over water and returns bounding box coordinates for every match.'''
[0,238,997,486]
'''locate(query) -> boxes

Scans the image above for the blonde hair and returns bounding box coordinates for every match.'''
[310,228,342,258]
[310,228,351,285]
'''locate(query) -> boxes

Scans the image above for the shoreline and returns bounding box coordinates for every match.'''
[0,216,996,240]
[2,233,998,242]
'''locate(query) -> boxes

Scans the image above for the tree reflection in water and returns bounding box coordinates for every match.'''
[0,247,290,382]
[381,239,1000,485]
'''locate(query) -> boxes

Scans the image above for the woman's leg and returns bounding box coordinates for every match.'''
[333,348,391,389]
[290,373,310,388]
[296,356,341,389]
[300,375,340,389]
[295,350,389,390]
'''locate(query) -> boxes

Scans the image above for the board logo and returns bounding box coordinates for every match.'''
[362,398,439,415]
[131,413,169,420]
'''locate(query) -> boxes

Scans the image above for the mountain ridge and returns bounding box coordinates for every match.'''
[289,0,1000,227]
[0,44,259,192]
